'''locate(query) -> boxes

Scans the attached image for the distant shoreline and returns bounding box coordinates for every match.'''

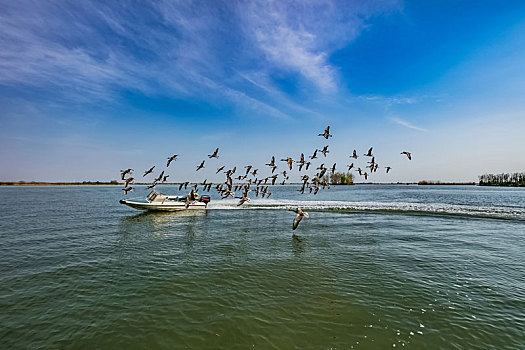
[1,181,479,186]
[417,181,476,186]
[0,181,121,186]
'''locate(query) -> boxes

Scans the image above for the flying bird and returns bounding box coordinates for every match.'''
[321,145,329,157]
[385,166,392,173]
[310,149,318,159]
[167,154,178,167]
[281,157,294,170]
[196,160,205,171]
[216,166,225,174]
[265,156,276,167]
[124,177,134,187]
[318,126,332,139]
[289,207,309,230]
[143,166,155,177]
[122,186,133,195]
[364,147,373,157]
[351,150,358,159]
[401,151,412,160]
[208,148,219,159]
[154,171,165,183]
[120,168,133,180]
[237,195,250,206]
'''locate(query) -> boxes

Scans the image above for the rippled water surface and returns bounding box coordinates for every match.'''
[1,185,524,349]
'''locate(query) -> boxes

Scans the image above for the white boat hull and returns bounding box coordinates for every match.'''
[120,198,207,211]
[120,190,210,211]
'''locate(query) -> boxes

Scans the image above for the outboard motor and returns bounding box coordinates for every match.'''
[199,195,211,206]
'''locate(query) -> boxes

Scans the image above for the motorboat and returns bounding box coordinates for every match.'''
[120,190,210,211]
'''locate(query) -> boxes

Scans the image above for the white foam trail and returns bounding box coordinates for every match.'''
[208,199,525,220]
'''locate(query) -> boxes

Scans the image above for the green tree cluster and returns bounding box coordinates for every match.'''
[321,172,354,185]
[479,173,525,187]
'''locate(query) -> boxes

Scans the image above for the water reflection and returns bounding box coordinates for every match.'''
[121,210,207,230]
[116,210,208,263]
[292,235,306,257]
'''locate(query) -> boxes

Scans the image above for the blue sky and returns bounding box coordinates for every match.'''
[1,0,524,183]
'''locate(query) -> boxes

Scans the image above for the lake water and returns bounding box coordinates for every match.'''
[1,185,524,349]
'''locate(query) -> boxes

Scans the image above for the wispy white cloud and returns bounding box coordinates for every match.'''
[237,1,402,93]
[253,23,338,92]
[360,95,418,105]
[0,1,401,118]
[390,116,428,132]
[239,1,361,92]
[237,71,325,118]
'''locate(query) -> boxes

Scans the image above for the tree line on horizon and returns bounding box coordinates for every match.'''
[319,172,354,185]
[478,172,525,187]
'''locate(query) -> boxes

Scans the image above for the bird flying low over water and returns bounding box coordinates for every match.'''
[318,126,332,139]
[289,207,309,230]
[147,182,157,189]
[120,168,133,180]
[208,148,219,159]
[143,166,155,177]
[122,186,133,195]
[237,195,250,206]
[167,154,178,167]
[401,151,412,160]
[196,160,205,171]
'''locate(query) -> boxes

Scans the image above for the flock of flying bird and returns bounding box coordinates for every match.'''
[120,126,412,232]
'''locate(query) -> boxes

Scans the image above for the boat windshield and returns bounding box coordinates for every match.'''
[147,191,158,202]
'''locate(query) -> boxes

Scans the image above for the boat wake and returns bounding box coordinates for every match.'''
[208,199,525,221]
